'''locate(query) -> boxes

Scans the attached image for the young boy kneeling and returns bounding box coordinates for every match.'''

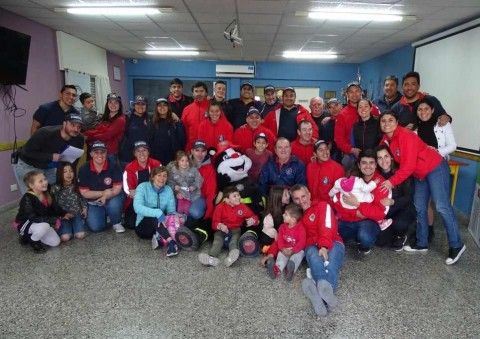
[199,186,259,267]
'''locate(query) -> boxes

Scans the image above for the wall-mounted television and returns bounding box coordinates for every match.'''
[0,26,31,85]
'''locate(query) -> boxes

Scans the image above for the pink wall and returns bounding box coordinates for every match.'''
[0,10,127,207]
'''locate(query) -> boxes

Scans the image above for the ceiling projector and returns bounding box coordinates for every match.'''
[224,19,243,47]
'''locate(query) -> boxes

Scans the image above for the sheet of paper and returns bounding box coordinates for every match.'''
[60,145,84,163]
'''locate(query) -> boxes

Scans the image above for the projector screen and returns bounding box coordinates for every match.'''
[414,25,480,154]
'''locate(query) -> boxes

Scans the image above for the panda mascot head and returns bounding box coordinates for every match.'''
[212,142,252,190]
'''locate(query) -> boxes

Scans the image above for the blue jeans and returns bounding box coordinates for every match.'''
[338,219,380,249]
[12,159,57,195]
[188,197,206,219]
[414,160,463,248]
[86,194,124,232]
[305,241,345,291]
[57,214,86,236]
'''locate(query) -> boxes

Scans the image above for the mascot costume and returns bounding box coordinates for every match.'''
[212,141,264,257]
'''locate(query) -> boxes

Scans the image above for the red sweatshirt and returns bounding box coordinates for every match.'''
[233,124,276,153]
[212,201,259,231]
[263,104,319,139]
[84,115,126,155]
[306,159,345,203]
[291,138,316,164]
[181,99,210,151]
[197,160,217,219]
[197,116,233,149]
[302,201,343,249]
[380,125,442,186]
[277,221,306,253]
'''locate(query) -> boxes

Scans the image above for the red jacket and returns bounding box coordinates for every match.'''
[233,124,276,153]
[197,116,233,149]
[331,171,390,222]
[307,159,345,203]
[277,222,306,253]
[84,115,126,155]
[122,157,161,210]
[181,99,210,151]
[302,201,343,249]
[212,201,259,231]
[334,104,380,154]
[262,104,319,139]
[381,125,442,186]
[197,160,217,219]
[291,138,316,164]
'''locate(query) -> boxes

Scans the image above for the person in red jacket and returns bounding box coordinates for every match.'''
[197,102,233,149]
[198,186,259,268]
[263,87,318,142]
[334,82,379,170]
[233,107,276,153]
[290,184,344,317]
[335,149,390,257]
[181,81,210,151]
[175,140,218,251]
[307,140,345,203]
[378,111,465,265]
[291,120,316,164]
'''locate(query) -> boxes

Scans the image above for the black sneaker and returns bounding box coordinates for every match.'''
[19,236,29,246]
[166,240,178,257]
[31,240,46,253]
[403,244,428,252]
[355,246,371,259]
[445,245,466,265]
[391,235,407,252]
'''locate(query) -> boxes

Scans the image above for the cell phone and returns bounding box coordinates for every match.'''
[11,151,18,164]
[87,201,102,206]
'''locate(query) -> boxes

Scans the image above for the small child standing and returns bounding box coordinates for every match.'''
[13,171,64,252]
[50,162,87,242]
[329,176,392,230]
[265,203,306,281]
[245,133,272,182]
[167,151,204,216]
[259,186,290,252]
[199,186,259,267]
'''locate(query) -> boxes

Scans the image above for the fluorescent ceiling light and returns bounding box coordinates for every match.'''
[61,7,161,15]
[282,51,338,59]
[308,11,403,22]
[144,50,200,56]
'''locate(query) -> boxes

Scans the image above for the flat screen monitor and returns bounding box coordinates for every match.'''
[0,26,31,85]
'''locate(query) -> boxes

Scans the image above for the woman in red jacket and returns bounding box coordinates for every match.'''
[379,111,465,265]
[197,102,233,149]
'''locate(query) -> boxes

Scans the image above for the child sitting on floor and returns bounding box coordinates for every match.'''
[199,186,259,267]
[264,203,306,282]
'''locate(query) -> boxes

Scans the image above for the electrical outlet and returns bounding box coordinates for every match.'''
[10,184,18,192]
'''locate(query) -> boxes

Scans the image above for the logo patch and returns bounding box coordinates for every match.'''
[395,148,400,157]
[104,177,112,185]
[237,210,243,216]
[322,176,330,185]
[309,213,315,222]
[236,184,244,192]
[285,168,293,175]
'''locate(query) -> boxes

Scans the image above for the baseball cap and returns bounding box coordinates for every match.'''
[283,86,296,93]
[91,140,107,152]
[133,140,149,151]
[156,98,168,105]
[246,107,260,117]
[65,113,83,125]
[241,82,253,90]
[133,95,147,104]
[107,93,122,102]
[192,140,207,150]
[255,132,268,142]
[326,98,341,107]
[264,85,275,94]
[314,139,328,152]
[346,82,362,91]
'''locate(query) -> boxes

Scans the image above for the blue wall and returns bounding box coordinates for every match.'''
[360,44,414,100]
[126,59,359,101]
[451,156,479,216]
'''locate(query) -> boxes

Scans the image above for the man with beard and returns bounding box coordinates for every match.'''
[167,78,192,119]
[373,75,402,112]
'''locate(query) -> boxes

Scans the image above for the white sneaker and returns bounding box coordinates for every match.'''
[225,249,240,267]
[306,268,312,280]
[152,235,160,250]
[198,253,220,267]
[112,223,126,233]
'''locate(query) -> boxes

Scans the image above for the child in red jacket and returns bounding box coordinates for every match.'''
[198,186,258,267]
[264,203,306,282]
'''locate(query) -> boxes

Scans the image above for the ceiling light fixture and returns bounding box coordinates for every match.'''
[144,50,200,56]
[282,51,338,59]
[55,7,161,15]
[308,11,403,22]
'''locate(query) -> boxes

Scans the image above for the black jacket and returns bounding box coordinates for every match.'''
[15,192,65,228]
[352,116,382,151]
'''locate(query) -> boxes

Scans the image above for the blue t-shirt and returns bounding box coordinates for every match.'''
[33,100,79,127]
[278,106,299,142]
[78,159,123,195]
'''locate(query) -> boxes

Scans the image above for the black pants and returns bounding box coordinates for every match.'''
[376,209,416,246]
[135,217,170,240]
[124,203,137,230]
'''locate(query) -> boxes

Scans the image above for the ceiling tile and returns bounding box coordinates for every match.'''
[238,13,282,25]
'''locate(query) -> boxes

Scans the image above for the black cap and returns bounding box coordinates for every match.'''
[107,93,122,102]
[314,139,328,151]
[255,132,268,142]
[192,140,207,150]
[241,82,253,90]
[133,95,147,104]
[156,98,168,105]
[65,114,83,125]
[326,98,341,107]
[264,85,275,94]
[91,140,107,152]
[283,86,295,93]
[246,107,260,117]
[134,140,149,150]
[346,82,362,91]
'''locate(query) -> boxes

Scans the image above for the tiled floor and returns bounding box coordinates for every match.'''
[1,205,479,339]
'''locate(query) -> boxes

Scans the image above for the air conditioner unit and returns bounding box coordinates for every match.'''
[215,64,255,78]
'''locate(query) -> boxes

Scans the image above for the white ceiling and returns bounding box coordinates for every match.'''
[2,0,480,63]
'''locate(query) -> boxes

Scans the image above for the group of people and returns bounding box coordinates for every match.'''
[12,71,466,317]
